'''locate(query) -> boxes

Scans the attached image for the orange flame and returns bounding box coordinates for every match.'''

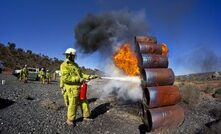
[113,43,140,76]
[161,43,168,56]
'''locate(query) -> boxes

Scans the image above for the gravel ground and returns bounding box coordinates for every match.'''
[0,74,220,134]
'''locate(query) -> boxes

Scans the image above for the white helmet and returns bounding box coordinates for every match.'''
[65,48,76,55]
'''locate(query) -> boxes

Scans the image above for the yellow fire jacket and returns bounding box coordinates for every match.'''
[22,67,29,77]
[38,70,46,78]
[60,59,90,89]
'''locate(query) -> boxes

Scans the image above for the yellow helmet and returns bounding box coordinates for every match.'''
[65,48,76,55]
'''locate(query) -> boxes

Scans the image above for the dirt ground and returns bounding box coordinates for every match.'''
[0,74,220,134]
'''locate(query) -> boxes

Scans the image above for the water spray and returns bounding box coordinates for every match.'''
[101,76,141,83]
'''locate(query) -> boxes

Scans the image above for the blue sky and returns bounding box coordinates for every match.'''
[0,0,221,75]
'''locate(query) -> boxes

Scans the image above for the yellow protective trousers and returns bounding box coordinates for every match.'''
[63,85,90,121]
[41,77,45,84]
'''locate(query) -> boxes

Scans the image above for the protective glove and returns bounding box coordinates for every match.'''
[89,76,93,79]
[80,78,84,83]
[89,75,98,80]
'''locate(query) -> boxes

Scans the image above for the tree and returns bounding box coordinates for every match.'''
[27,50,32,54]
[8,42,16,50]
[0,43,4,47]
[17,48,24,52]
[53,57,59,62]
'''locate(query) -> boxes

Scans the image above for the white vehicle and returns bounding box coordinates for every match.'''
[27,68,39,80]
[13,69,21,77]
[13,69,21,74]
[13,67,40,80]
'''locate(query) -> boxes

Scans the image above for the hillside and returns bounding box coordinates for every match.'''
[0,42,102,75]
[176,71,221,81]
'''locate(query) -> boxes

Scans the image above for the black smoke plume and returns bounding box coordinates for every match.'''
[74,10,148,54]
[189,48,221,72]
[178,46,221,73]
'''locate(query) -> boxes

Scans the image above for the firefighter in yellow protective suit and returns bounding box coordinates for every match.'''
[19,69,23,81]
[20,65,28,83]
[38,68,46,84]
[60,48,96,126]
[46,70,51,84]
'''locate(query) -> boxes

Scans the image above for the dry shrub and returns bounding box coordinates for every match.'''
[203,85,215,94]
[180,84,203,106]
[213,88,221,99]
[214,88,221,95]
[20,92,35,100]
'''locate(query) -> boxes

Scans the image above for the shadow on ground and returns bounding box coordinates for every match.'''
[74,102,110,123]
[87,98,97,104]
[0,98,15,109]
[90,103,110,119]
[139,124,151,134]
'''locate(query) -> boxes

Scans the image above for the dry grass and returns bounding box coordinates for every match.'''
[176,78,221,102]
[179,83,204,106]
[213,88,221,99]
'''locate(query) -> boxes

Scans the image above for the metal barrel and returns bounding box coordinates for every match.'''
[143,68,175,87]
[148,105,185,130]
[141,54,168,68]
[136,36,184,131]
[145,85,181,108]
[135,36,157,44]
[139,44,168,55]
[140,103,152,131]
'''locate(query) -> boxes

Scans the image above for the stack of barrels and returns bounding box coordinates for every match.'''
[135,36,184,131]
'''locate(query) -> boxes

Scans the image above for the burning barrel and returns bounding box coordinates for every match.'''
[135,36,184,131]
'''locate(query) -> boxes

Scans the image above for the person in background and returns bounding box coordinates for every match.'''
[19,68,24,81]
[20,65,28,83]
[38,68,46,84]
[46,70,51,84]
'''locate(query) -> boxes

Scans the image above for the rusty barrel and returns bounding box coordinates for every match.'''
[136,35,184,131]
[143,68,175,86]
[141,54,168,68]
[135,36,157,44]
[140,103,152,131]
[148,105,184,130]
[145,85,181,108]
[138,43,168,55]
